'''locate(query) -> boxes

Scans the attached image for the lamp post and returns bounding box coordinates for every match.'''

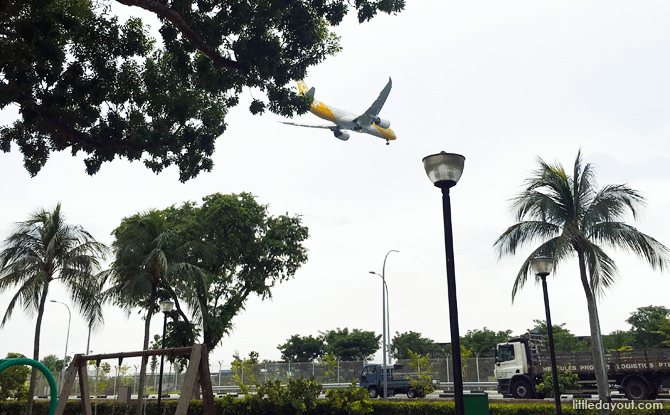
[157,300,174,415]
[369,249,398,399]
[50,300,71,394]
[423,152,465,415]
[530,257,562,415]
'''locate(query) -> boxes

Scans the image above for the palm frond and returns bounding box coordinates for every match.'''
[494,221,560,258]
[589,222,670,272]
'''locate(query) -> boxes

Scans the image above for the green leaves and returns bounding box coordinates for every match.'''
[1,0,404,180]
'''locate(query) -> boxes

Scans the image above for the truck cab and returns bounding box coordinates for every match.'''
[494,335,539,398]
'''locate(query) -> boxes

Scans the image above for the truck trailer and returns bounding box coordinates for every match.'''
[495,333,670,400]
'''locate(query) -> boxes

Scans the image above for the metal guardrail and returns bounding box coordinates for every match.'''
[439,382,498,391]
[211,382,499,394]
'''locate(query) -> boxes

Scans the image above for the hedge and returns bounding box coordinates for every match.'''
[1,399,669,415]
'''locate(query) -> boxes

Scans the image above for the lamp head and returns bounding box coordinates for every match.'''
[422,152,465,189]
[159,300,175,313]
[530,256,553,277]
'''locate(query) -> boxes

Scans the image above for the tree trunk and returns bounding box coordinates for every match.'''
[26,283,49,415]
[577,249,610,415]
[136,307,154,415]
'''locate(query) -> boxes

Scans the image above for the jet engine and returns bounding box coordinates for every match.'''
[374,117,391,129]
[334,130,351,141]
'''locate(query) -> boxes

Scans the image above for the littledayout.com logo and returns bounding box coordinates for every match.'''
[573,400,663,411]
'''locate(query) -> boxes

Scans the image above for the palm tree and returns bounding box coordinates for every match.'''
[0,203,107,415]
[104,210,208,414]
[494,151,669,410]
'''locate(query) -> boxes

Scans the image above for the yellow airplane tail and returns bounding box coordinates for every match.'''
[297,81,315,97]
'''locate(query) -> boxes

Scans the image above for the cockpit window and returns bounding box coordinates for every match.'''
[497,344,515,363]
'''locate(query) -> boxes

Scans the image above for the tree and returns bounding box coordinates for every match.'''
[1,0,405,182]
[626,305,670,349]
[602,330,635,351]
[460,327,513,357]
[494,150,670,411]
[279,335,324,362]
[39,354,71,374]
[390,331,441,360]
[0,203,107,415]
[104,209,209,414]
[0,353,30,401]
[321,328,380,361]
[406,350,435,397]
[529,320,590,353]
[163,192,309,350]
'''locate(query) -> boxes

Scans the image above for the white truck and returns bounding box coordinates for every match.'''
[494,333,670,400]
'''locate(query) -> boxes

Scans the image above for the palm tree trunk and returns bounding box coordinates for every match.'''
[136,307,154,415]
[577,249,610,415]
[26,283,49,415]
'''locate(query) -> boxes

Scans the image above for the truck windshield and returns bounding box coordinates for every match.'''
[497,344,515,363]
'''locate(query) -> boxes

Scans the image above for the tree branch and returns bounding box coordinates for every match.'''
[114,0,250,73]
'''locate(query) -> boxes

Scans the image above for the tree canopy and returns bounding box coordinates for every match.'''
[529,320,590,353]
[460,327,513,357]
[390,331,443,360]
[320,328,380,361]
[1,0,404,181]
[626,305,670,349]
[278,334,324,362]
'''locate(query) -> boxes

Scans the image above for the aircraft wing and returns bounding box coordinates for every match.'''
[353,77,392,127]
[280,121,337,130]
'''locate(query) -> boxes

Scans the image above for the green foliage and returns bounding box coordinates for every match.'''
[162,193,309,350]
[461,327,513,357]
[1,0,405,181]
[530,320,590,353]
[406,350,436,397]
[626,305,670,349]
[279,334,325,362]
[0,353,30,401]
[232,351,258,395]
[321,328,380,361]
[325,382,372,415]
[459,345,473,381]
[603,330,635,351]
[535,369,580,395]
[390,331,442,360]
[2,398,668,415]
[251,377,322,414]
[321,353,338,384]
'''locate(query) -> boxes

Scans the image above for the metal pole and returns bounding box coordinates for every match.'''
[381,272,388,398]
[541,275,563,415]
[441,186,464,415]
[157,312,168,415]
[382,250,398,365]
[86,323,92,356]
[50,300,71,394]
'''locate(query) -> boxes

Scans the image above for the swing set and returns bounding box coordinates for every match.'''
[0,344,215,415]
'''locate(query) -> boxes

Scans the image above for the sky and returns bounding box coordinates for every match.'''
[1,1,670,373]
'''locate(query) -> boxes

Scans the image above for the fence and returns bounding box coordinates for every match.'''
[32,356,497,397]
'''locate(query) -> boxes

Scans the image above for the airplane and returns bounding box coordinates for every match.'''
[281,78,397,144]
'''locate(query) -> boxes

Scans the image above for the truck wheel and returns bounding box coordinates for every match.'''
[368,387,379,399]
[624,378,649,400]
[511,380,535,399]
[407,389,417,399]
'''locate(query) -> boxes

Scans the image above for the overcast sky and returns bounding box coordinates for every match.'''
[1,1,670,372]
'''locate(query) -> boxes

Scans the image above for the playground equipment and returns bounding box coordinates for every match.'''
[0,358,58,415]
[54,344,214,415]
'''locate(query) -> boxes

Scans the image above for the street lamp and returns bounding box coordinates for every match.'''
[530,256,562,415]
[423,152,465,415]
[50,300,71,394]
[369,273,390,360]
[157,299,174,415]
[369,249,398,399]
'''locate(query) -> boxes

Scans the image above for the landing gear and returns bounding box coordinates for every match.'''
[385,140,389,145]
